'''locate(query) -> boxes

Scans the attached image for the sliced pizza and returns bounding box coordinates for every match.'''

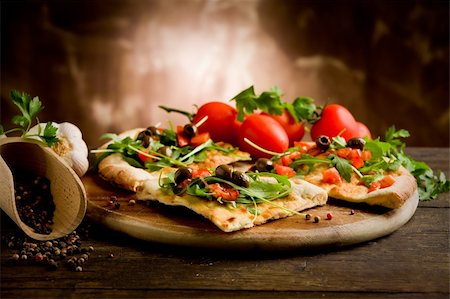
[94,126,250,192]
[135,166,327,232]
[266,136,417,209]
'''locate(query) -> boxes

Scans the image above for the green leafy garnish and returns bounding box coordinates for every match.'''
[1,90,59,146]
[230,85,319,123]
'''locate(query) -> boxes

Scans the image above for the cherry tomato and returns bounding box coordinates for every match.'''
[356,121,372,139]
[238,114,289,159]
[192,102,241,146]
[262,110,305,146]
[310,104,359,141]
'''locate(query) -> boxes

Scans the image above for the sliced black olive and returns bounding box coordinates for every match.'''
[157,146,172,157]
[232,171,250,188]
[142,135,151,148]
[347,137,365,150]
[255,158,274,172]
[183,124,197,138]
[172,185,185,195]
[315,135,331,151]
[215,164,233,180]
[136,130,146,141]
[174,167,193,185]
[147,126,159,135]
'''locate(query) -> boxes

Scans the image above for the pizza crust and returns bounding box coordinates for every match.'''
[303,165,417,209]
[136,175,328,232]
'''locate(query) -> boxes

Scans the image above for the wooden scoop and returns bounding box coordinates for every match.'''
[0,137,87,241]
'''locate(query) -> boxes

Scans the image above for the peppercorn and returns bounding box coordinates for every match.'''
[350,209,355,215]
[128,199,136,206]
[326,213,333,220]
[313,216,321,223]
[305,214,312,220]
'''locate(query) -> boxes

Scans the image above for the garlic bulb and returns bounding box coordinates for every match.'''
[29,122,89,177]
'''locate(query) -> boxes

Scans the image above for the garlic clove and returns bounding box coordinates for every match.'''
[29,122,89,177]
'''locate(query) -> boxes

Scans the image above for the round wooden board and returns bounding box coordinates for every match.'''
[82,174,419,251]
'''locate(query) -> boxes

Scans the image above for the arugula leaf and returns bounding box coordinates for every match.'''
[329,154,353,182]
[256,87,285,115]
[291,96,319,123]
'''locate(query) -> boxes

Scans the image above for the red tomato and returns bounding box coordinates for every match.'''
[137,150,154,163]
[192,102,241,146]
[310,104,359,141]
[322,167,342,184]
[238,114,289,159]
[176,126,190,147]
[262,110,305,146]
[356,121,372,139]
[208,183,239,201]
[190,132,211,147]
[274,164,296,178]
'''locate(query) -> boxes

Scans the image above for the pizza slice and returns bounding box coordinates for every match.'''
[135,165,327,232]
[94,126,250,192]
[266,136,417,209]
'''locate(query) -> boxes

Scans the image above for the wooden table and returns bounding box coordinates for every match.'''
[1,147,449,299]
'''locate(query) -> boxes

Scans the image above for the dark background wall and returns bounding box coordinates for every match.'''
[1,0,448,148]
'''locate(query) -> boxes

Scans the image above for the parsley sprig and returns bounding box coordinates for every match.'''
[0,90,59,147]
[230,85,320,123]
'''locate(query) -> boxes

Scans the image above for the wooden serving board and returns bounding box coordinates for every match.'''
[82,174,419,250]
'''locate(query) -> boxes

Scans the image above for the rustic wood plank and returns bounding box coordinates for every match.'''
[1,207,448,294]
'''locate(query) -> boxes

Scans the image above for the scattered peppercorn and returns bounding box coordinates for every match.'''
[305,214,312,220]
[326,213,333,220]
[128,199,136,206]
[2,220,96,272]
[350,209,355,215]
[313,216,321,223]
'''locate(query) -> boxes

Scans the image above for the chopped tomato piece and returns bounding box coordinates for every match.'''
[351,157,365,169]
[280,151,302,166]
[361,150,372,161]
[368,175,396,192]
[294,141,315,154]
[192,168,212,178]
[368,181,381,192]
[379,175,396,188]
[274,164,296,178]
[336,148,352,158]
[176,126,190,147]
[322,167,342,184]
[190,132,211,146]
[137,150,154,163]
[209,183,239,201]
[348,149,362,160]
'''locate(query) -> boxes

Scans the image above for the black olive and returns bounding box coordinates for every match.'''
[183,124,197,138]
[255,158,274,172]
[157,146,172,157]
[142,135,151,148]
[147,126,159,135]
[136,130,146,141]
[174,167,193,185]
[315,135,331,151]
[232,171,250,188]
[215,164,233,180]
[347,137,365,150]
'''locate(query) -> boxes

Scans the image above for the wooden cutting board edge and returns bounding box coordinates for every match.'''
[85,190,419,251]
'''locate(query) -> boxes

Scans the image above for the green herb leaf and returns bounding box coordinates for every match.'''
[40,122,59,146]
[230,86,258,121]
[329,154,353,182]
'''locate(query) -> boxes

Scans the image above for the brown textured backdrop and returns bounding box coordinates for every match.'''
[1,0,449,147]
